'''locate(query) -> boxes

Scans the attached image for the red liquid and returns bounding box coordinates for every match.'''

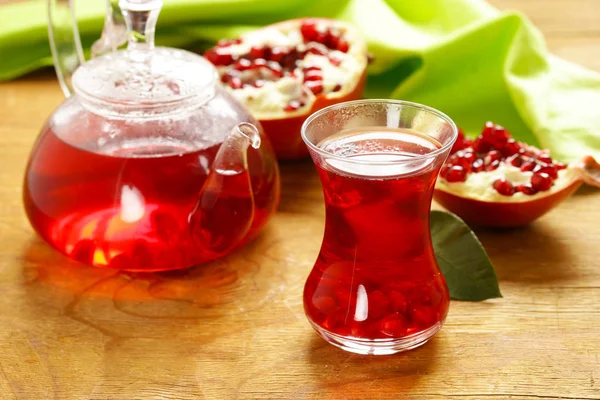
[304,127,450,340]
[24,124,279,271]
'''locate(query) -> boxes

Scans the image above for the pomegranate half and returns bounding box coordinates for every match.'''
[204,18,369,160]
[434,122,600,227]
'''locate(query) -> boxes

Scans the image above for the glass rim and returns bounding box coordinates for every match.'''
[300,99,459,165]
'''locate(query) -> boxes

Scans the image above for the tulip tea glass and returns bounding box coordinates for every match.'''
[302,99,458,355]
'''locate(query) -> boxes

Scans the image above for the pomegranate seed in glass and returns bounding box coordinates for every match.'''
[301,99,458,355]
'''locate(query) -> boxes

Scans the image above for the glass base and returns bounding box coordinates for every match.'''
[309,320,442,355]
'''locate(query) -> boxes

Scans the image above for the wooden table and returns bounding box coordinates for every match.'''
[1,1,600,399]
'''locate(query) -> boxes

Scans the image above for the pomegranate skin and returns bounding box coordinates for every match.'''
[260,69,367,160]
[433,179,583,228]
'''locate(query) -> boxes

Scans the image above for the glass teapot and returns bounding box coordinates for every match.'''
[23,0,280,271]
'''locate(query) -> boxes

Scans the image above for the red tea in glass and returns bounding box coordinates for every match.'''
[302,100,458,354]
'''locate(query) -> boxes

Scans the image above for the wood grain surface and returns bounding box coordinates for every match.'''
[1,1,600,399]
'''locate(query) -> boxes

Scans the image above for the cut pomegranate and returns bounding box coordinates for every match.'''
[434,121,600,227]
[204,18,369,160]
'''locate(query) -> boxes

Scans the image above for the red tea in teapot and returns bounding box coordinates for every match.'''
[24,122,278,271]
[26,0,280,271]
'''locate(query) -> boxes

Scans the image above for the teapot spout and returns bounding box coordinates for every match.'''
[190,123,262,256]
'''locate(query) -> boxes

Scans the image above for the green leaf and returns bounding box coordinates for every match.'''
[430,210,502,301]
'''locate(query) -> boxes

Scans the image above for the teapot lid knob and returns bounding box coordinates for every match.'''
[119,0,162,53]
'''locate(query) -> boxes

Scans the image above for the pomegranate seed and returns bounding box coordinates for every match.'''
[533,164,558,179]
[263,46,273,59]
[507,154,523,167]
[516,184,538,195]
[229,77,243,89]
[233,58,252,71]
[491,129,510,148]
[531,172,553,191]
[445,166,467,182]
[472,158,485,172]
[502,139,521,157]
[204,48,234,66]
[314,30,328,44]
[313,296,337,314]
[380,313,408,337]
[485,150,502,164]
[304,69,323,81]
[305,80,323,95]
[473,137,491,154]
[388,291,407,314]
[555,162,567,171]
[300,20,319,42]
[368,290,391,320]
[538,154,553,164]
[486,160,500,171]
[458,148,477,162]
[249,46,265,59]
[332,83,342,92]
[493,179,515,196]
[449,153,473,173]
[220,73,231,83]
[270,47,287,63]
[284,100,304,112]
[337,39,350,52]
[327,32,339,49]
[520,161,536,172]
[481,121,496,137]
[481,121,510,149]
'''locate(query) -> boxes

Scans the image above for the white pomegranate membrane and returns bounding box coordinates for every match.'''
[436,122,577,202]
[203,20,367,117]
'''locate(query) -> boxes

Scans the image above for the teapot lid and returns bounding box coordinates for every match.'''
[72,0,216,115]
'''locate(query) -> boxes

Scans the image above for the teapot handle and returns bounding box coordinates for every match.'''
[47,0,128,97]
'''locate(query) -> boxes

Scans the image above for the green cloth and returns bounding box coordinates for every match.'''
[2,0,599,162]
